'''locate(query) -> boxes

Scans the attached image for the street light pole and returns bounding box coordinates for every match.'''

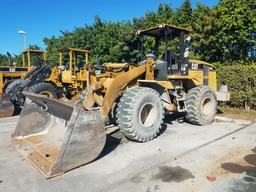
[18,30,27,50]
[23,33,27,49]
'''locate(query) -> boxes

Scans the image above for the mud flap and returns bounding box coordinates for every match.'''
[11,92,106,178]
[0,94,15,118]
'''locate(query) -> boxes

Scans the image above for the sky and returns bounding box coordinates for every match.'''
[0,0,219,55]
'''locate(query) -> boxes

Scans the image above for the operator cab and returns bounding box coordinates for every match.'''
[137,24,193,80]
[58,48,89,72]
[21,49,47,67]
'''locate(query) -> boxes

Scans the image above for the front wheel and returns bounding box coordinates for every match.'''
[116,87,164,142]
[185,85,217,125]
[29,83,57,98]
[5,79,27,106]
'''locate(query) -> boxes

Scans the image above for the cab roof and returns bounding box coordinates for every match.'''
[137,24,192,38]
[22,48,46,54]
[58,48,89,53]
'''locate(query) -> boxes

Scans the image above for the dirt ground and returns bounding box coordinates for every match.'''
[218,107,256,122]
[0,115,255,192]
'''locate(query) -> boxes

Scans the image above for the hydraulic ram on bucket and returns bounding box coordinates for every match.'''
[11,92,106,178]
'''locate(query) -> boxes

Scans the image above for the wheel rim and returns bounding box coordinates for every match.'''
[139,103,157,128]
[201,97,215,116]
[39,91,53,98]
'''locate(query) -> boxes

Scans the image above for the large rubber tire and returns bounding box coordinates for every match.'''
[5,79,27,94]
[5,79,27,107]
[185,85,217,125]
[29,83,57,98]
[116,87,164,142]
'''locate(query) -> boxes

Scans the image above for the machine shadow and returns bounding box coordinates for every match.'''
[96,134,122,160]
[95,112,186,161]
[164,112,185,124]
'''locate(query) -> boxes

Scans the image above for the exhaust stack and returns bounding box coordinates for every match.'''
[7,52,13,66]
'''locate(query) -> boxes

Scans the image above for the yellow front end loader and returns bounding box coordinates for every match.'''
[11,24,229,178]
[0,49,45,94]
[0,49,47,117]
[0,48,90,118]
[46,48,89,100]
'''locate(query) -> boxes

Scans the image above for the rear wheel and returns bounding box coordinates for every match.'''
[29,83,57,98]
[185,85,217,125]
[116,87,164,142]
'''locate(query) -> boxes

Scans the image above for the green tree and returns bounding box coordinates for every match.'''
[0,53,8,66]
[208,0,256,63]
[190,3,215,60]
[174,0,193,27]
[42,0,255,65]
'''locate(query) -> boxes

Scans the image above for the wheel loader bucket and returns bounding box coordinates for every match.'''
[11,92,106,178]
[0,94,15,118]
